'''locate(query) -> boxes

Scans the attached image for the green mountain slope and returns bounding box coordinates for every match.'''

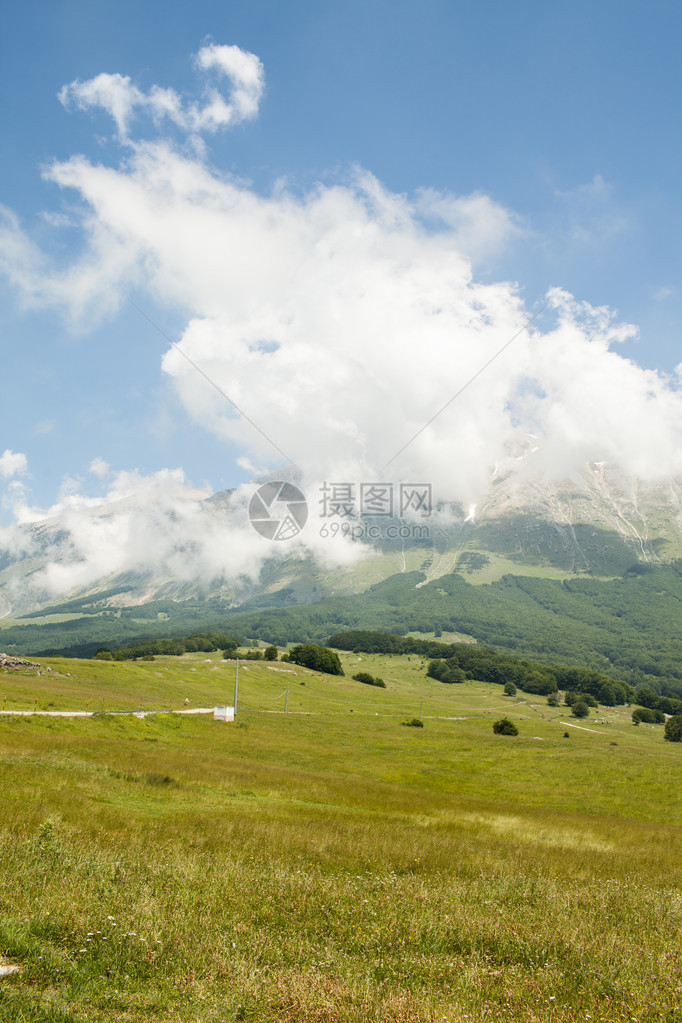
[2,561,682,701]
[1,465,681,692]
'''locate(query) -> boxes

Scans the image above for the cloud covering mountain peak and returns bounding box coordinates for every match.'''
[1,42,681,603]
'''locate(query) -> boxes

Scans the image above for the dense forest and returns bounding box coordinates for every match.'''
[329,628,682,714]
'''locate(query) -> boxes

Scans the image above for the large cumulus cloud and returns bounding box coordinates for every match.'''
[1,43,681,603]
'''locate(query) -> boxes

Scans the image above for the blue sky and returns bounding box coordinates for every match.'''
[1,0,681,516]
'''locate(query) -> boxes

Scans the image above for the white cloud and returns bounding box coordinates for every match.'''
[33,420,56,436]
[2,138,681,507]
[415,188,523,263]
[553,173,629,246]
[1,46,682,603]
[0,450,28,478]
[654,285,677,302]
[554,173,613,203]
[237,456,266,477]
[89,457,110,478]
[193,43,264,125]
[0,467,363,607]
[58,43,264,141]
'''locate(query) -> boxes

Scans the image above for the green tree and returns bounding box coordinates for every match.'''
[263,645,278,661]
[572,701,589,719]
[547,692,560,706]
[493,717,518,736]
[504,681,517,697]
[289,644,344,676]
[635,687,658,709]
[632,707,665,725]
[599,682,617,706]
[664,715,682,742]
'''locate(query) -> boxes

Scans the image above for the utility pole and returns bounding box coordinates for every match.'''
[233,657,239,718]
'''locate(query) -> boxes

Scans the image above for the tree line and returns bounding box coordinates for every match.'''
[93,631,240,661]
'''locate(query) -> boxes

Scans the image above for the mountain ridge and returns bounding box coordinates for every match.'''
[1,463,681,622]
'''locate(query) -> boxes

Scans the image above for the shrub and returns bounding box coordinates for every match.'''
[352,672,386,688]
[353,671,374,684]
[547,692,560,706]
[664,715,682,742]
[572,701,589,718]
[504,681,517,697]
[493,718,518,736]
[263,645,278,661]
[401,718,424,728]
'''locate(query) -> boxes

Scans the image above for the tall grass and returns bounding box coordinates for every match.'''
[0,657,681,1021]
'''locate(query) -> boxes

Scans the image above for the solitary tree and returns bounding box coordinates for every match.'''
[664,715,682,742]
[493,717,518,736]
[572,701,589,719]
[504,681,517,697]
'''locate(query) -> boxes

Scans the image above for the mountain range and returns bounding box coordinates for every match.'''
[1,462,681,680]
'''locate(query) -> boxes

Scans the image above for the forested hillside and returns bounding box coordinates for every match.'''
[2,560,681,696]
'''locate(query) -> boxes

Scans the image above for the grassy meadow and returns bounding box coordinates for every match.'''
[1,649,681,1021]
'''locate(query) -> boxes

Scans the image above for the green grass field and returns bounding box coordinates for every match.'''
[1,650,681,1022]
